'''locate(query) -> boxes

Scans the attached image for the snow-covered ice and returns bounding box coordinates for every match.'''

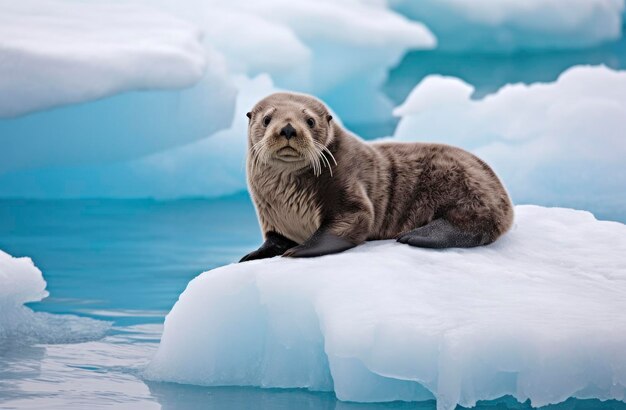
[135,0,435,125]
[0,75,272,199]
[0,0,236,174]
[0,0,430,191]
[0,250,109,344]
[146,205,626,410]
[0,70,236,175]
[0,0,207,117]
[393,65,626,217]
[389,0,625,52]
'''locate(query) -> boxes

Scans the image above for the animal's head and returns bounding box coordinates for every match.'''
[246,92,336,176]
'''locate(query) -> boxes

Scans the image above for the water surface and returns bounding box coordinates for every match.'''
[1,196,625,409]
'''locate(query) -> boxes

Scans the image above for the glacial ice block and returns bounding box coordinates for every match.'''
[0,0,207,117]
[0,70,236,175]
[0,250,109,343]
[0,0,236,174]
[0,75,272,199]
[146,205,626,410]
[137,0,435,127]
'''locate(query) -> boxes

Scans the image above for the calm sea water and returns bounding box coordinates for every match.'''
[1,195,625,409]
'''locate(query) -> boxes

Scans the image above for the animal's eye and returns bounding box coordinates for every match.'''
[263,116,272,127]
[306,118,316,128]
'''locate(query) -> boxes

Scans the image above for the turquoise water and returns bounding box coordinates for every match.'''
[0,194,260,323]
[1,195,626,409]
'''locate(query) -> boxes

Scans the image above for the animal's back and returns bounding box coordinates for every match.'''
[367,141,514,242]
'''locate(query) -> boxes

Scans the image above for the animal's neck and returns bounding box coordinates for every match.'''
[249,162,315,184]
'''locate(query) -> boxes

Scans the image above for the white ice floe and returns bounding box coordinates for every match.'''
[392,65,626,218]
[0,0,207,118]
[239,0,435,126]
[389,0,625,52]
[0,250,109,344]
[146,205,626,410]
[0,75,272,199]
[116,75,278,199]
[0,0,237,174]
[0,0,427,185]
[0,68,236,175]
[139,0,435,125]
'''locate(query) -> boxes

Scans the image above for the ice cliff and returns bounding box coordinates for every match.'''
[0,0,236,174]
[0,0,207,118]
[146,205,626,410]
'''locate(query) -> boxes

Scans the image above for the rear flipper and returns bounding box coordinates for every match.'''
[397,218,490,249]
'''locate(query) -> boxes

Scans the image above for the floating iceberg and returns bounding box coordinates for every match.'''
[0,0,236,174]
[0,0,430,194]
[392,65,626,219]
[0,75,273,199]
[138,0,435,127]
[0,250,109,344]
[0,71,236,175]
[0,0,207,117]
[389,0,625,52]
[146,205,626,410]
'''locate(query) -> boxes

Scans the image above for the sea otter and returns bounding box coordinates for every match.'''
[240,92,513,261]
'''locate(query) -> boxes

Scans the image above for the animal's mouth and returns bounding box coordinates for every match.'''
[275,146,303,162]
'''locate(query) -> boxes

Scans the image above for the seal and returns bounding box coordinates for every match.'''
[240,92,513,261]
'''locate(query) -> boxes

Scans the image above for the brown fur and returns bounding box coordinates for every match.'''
[243,92,513,259]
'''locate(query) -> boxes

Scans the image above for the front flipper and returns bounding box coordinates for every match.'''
[282,230,355,258]
[239,231,298,262]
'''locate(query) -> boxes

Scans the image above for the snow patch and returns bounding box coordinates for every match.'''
[0,0,208,118]
[0,250,110,344]
[145,205,626,409]
[392,65,626,217]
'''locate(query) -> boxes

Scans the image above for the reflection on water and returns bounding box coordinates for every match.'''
[147,383,433,410]
[0,343,46,403]
[0,326,161,409]
[148,382,626,410]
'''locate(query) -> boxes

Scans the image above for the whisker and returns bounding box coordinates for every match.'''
[321,153,332,177]
[250,140,267,173]
[305,147,316,176]
[320,144,338,166]
[311,147,322,176]
[313,141,336,177]
[316,145,331,176]
[312,142,325,176]
[312,147,321,176]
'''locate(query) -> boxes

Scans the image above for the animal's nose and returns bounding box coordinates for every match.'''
[280,123,297,140]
